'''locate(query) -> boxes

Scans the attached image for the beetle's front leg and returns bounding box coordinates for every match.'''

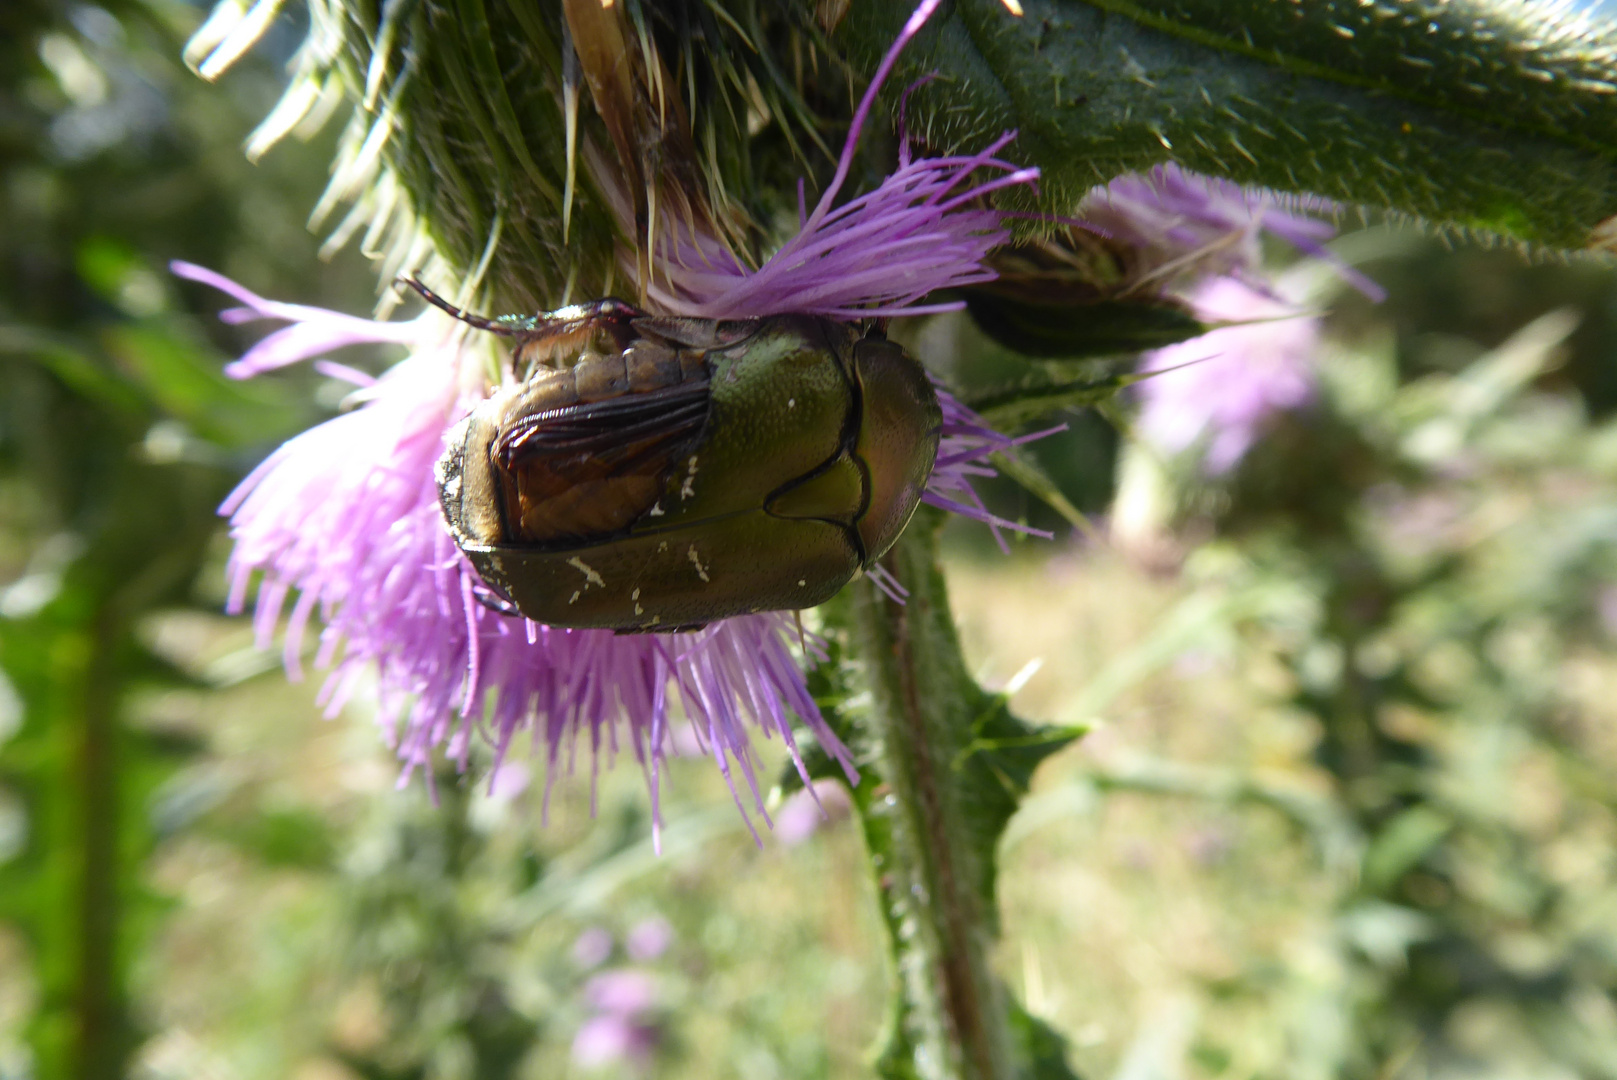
[468,577,525,619]
[400,277,644,373]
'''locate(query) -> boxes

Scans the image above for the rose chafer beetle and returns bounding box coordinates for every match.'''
[407,281,942,632]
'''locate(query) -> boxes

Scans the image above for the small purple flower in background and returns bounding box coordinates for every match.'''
[572,1011,661,1072]
[572,969,665,1072]
[572,927,615,971]
[624,917,673,962]
[1134,276,1321,474]
[568,938,673,1071]
[774,779,853,847]
[582,970,662,1016]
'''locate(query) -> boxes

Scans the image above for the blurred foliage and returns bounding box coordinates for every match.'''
[1180,302,1617,1078]
[0,0,368,1075]
[999,236,1617,1077]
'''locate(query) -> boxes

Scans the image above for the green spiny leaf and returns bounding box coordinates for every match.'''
[832,0,1617,250]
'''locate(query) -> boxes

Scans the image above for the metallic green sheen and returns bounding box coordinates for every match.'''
[439,316,942,631]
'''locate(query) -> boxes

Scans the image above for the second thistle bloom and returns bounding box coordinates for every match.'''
[1078,164,1383,475]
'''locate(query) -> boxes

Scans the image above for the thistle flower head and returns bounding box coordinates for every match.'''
[1079,163,1385,302]
[613,0,1037,322]
[178,262,860,843]
[172,0,1055,838]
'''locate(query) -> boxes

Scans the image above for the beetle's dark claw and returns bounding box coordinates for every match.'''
[470,580,524,618]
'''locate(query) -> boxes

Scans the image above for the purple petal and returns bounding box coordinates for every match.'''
[625,1,1036,321]
[582,969,661,1016]
[218,341,858,840]
[1135,276,1322,474]
[923,386,1060,549]
[172,260,422,377]
[1077,164,1383,301]
[625,917,673,962]
[572,1014,660,1068]
[572,927,615,971]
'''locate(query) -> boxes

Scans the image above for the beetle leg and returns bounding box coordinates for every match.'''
[792,609,808,657]
[516,298,645,363]
[400,277,645,369]
[469,578,525,618]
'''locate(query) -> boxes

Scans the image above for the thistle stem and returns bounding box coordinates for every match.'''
[851,511,1011,1080]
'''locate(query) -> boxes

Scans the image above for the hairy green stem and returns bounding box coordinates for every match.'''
[852,514,1011,1080]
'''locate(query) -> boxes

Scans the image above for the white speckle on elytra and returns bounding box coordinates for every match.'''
[489,555,505,574]
[687,545,710,582]
[566,556,606,588]
[787,398,796,409]
[680,455,698,498]
[443,475,461,498]
[635,601,644,615]
[797,579,806,587]
[657,541,669,552]
[647,501,665,516]
[631,587,641,600]
[568,590,581,604]
[649,615,661,625]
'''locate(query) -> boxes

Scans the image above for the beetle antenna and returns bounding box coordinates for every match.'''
[399,275,519,336]
[869,316,891,339]
[792,610,808,657]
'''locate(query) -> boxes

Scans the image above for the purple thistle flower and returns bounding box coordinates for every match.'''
[1079,162,1385,303]
[1135,275,1321,474]
[624,917,673,962]
[582,970,662,1016]
[170,196,1029,839]
[637,0,1039,321]
[169,0,1053,841]
[572,927,616,971]
[571,1013,661,1070]
[572,969,667,1069]
[175,263,857,843]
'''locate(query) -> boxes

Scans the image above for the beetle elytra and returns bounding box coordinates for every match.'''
[409,280,941,632]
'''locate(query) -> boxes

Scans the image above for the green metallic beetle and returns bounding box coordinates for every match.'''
[407,281,942,632]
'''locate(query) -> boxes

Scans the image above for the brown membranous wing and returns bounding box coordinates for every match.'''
[491,380,711,545]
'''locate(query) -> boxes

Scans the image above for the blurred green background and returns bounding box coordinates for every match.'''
[10,3,1617,1079]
